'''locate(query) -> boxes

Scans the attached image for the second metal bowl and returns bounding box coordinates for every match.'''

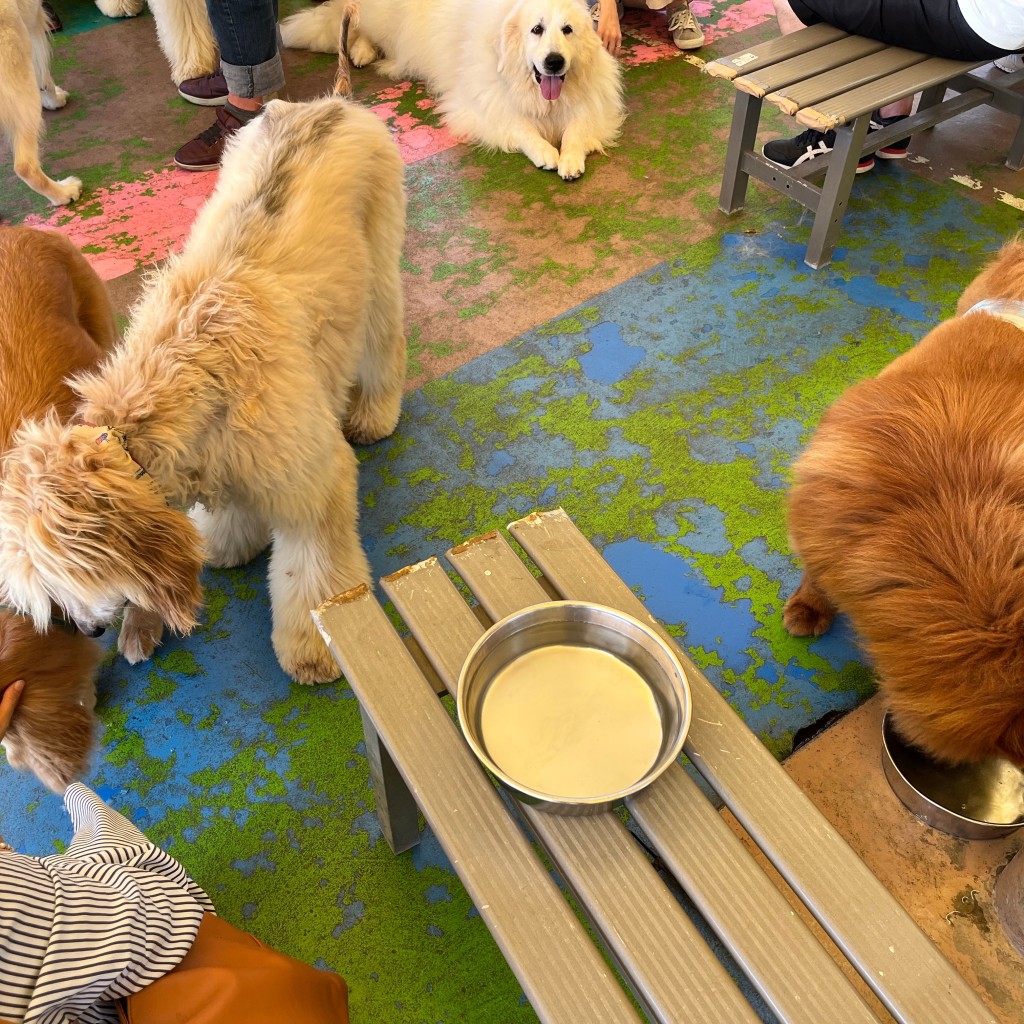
[881,711,1024,840]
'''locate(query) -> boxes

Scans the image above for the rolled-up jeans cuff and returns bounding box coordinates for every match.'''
[221,51,285,98]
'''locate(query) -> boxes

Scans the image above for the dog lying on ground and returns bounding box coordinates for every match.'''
[0,227,119,790]
[0,0,81,205]
[281,0,624,181]
[0,71,407,685]
[784,236,1024,768]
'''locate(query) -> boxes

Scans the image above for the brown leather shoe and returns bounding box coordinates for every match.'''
[173,107,246,172]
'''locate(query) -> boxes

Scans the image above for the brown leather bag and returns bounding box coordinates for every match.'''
[116,913,350,1023]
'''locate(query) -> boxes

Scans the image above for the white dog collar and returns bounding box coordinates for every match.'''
[964,298,1024,332]
[70,424,148,480]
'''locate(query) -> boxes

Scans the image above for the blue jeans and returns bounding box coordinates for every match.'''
[205,0,285,98]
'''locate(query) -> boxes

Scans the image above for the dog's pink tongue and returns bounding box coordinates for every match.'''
[540,74,562,101]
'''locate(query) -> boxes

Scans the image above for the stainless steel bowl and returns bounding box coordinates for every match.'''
[881,711,1024,840]
[457,601,691,816]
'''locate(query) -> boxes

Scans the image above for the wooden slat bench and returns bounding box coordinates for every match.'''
[313,508,998,1024]
[704,25,1024,269]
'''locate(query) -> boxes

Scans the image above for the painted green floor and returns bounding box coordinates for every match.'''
[2,2,1023,1021]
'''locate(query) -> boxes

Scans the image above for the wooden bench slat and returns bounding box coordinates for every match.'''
[507,509,998,1024]
[447,532,881,1024]
[312,588,642,1024]
[796,55,982,128]
[383,557,762,1024]
[704,23,847,80]
[766,47,928,116]
[734,36,890,99]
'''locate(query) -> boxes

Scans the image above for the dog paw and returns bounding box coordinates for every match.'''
[118,606,164,664]
[50,177,82,206]
[558,153,586,181]
[94,0,144,18]
[274,632,341,685]
[523,140,560,172]
[782,594,836,637]
[41,85,69,111]
[349,37,378,67]
[344,398,402,446]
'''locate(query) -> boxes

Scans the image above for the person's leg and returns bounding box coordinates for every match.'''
[661,0,704,50]
[175,0,284,170]
[773,0,809,35]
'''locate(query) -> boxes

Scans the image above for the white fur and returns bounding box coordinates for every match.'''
[0,96,408,684]
[93,0,218,84]
[0,0,80,204]
[146,0,219,84]
[281,0,625,180]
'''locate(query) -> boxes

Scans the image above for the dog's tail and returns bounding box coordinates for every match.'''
[333,3,359,97]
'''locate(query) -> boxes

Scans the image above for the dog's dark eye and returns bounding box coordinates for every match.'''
[531,23,543,34]
[562,25,573,34]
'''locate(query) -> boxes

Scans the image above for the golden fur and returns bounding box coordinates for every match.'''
[0,226,117,791]
[0,0,81,205]
[281,0,624,180]
[0,95,407,685]
[784,236,1024,767]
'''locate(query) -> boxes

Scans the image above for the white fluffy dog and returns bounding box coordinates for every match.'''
[0,94,407,685]
[0,0,80,204]
[281,0,624,180]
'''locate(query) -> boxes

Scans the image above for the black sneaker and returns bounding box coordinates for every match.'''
[763,128,874,173]
[173,106,246,171]
[178,71,229,107]
[868,112,910,159]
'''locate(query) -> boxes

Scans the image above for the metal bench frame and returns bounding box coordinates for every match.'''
[314,508,997,1024]
[706,25,1024,269]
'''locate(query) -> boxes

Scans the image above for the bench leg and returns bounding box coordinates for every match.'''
[360,706,422,854]
[804,114,870,270]
[719,91,763,214]
[1007,120,1024,171]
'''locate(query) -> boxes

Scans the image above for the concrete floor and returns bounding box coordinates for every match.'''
[754,695,1024,1023]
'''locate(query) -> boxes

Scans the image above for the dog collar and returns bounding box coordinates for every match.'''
[964,298,1024,332]
[71,424,148,480]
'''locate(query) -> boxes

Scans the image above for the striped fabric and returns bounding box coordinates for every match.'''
[0,783,214,1024]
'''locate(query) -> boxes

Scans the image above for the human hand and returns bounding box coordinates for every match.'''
[596,4,622,56]
[0,679,24,741]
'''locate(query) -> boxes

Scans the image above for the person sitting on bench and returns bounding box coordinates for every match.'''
[765,0,1024,172]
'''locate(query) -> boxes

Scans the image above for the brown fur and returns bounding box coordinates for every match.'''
[0,225,117,791]
[784,236,1024,768]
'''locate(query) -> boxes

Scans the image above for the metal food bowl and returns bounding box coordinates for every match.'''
[881,711,1024,840]
[458,601,692,816]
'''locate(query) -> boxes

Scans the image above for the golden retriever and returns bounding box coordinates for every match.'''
[0,91,407,686]
[0,226,118,791]
[0,0,81,205]
[784,236,1024,768]
[281,0,624,180]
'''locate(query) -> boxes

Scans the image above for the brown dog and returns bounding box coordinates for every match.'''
[784,236,1024,768]
[0,226,116,790]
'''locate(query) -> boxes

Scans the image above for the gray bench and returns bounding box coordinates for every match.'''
[313,508,997,1024]
[705,24,1024,268]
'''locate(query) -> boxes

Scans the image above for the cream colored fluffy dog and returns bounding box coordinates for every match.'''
[0,0,80,205]
[281,0,624,181]
[0,95,407,685]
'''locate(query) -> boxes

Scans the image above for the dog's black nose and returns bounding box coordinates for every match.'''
[543,53,565,75]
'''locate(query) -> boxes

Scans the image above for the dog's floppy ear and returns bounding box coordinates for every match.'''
[497,1,526,75]
[113,487,205,635]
